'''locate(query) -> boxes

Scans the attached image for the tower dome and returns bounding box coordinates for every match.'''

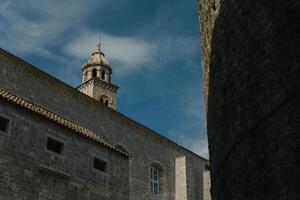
[81,43,113,84]
[82,51,110,69]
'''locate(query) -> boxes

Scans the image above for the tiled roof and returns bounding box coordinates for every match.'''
[0,89,128,157]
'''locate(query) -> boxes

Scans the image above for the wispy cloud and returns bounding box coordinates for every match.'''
[0,0,107,58]
[0,0,111,85]
[171,87,208,159]
[179,137,209,159]
[63,31,156,76]
[0,0,199,78]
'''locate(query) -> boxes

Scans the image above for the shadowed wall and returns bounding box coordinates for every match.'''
[198,0,299,199]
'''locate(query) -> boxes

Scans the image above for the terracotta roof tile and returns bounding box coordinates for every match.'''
[0,88,128,157]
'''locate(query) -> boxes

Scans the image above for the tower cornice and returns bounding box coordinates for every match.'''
[77,78,119,92]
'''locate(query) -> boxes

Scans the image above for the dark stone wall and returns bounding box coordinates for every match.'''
[199,0,299,199]
[0,100,129,200]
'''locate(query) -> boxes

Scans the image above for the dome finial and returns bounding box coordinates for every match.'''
[97,33,101,52]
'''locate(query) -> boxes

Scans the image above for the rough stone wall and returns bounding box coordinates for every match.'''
[197,0,220,108]
[78,79,118,109]
[92,81,118,109]
[198,0,299,199]
[0,100,129,200]
[0,49,208,200]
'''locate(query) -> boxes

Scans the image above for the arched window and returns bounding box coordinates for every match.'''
[99,95,109,106]
[150,162,165,196]
[151,167,159,194]
[101,70,106,80]
[92,69,97,78]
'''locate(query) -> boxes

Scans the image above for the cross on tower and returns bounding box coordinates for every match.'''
[97,34,101,51]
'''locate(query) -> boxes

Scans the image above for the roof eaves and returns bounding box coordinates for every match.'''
[0,88,128,158]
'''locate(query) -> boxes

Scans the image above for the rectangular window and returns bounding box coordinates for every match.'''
[47,137,64,154]
[93,157,107,172]
[0,116,9,132]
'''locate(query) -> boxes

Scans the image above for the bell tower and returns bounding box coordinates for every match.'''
[77,42,118,109]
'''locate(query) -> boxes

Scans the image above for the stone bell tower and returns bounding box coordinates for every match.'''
[77,42,118,109]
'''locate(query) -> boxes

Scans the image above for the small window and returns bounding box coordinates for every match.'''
[101,70,106,80]
[92,69,97,78]
[151,167,159,194]
[93,157,107,172]
[0,116,9,132]
[47,137,64,154]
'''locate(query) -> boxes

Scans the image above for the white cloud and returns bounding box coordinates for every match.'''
[63,31,156,76]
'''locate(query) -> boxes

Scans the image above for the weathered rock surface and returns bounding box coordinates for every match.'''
[198,0,299,199]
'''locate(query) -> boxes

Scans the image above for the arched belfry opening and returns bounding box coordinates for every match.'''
[77,41,119,110]
[92,69,97,78]
[101,70,106,80]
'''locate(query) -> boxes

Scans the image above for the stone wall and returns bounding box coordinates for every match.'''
[175,156,187,200]
[0,99,129,200]
[197,0,220,108]
[0,48,209,199]
[198,0,299,199]
[202,170,210,200]
[77,79,118,109]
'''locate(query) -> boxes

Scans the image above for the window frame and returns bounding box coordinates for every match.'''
[151,167,159,195]
[45,135,65,156]
[92,156,108,174]
[0,114,11,134]
[92,69,98,78]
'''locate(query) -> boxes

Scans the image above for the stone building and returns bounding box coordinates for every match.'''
[198,0,299,199]
[0,46,210,200]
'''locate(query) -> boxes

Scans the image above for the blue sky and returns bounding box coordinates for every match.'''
[0,0,208,158]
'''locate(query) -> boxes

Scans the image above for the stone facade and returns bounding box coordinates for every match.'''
[0,47,209,200]
[0,96,129,200]
[198,0,299,199]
